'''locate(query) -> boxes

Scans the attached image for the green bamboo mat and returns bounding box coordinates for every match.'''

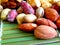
[2,21,60,45]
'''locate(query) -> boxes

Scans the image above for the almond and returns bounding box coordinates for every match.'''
[56,16,60,28]
[36,18,57,29]
[45,8,59,21]
[34,25,57,39]
[18,23,37,32]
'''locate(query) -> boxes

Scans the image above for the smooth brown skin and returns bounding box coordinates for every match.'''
[56,16,60,28]
[34,25,57,39]
[45,8,59,21]
[18,23,37,32]
[36,18,48,25]
[47,19,57,29]
[36,18,57,29]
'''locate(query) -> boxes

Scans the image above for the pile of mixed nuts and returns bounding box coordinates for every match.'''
[0,0,60,39]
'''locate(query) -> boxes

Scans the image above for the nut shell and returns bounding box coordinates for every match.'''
[56,16,60,28]
[20,1,35,14]
[0,5,3,13]
[34,25,57,39]
[45,8,59,21]
[16,13,25,24]
[24,14,37,23]
[7,10,18,22]
[18,23,37,32]
[36,18,57,29]
[36,7,44,18]
[27,0,41,7]
[1,8,11,20]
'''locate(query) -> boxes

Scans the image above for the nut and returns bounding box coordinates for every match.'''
[7,10,18,22]
[45,8,59,21]
[36,18,48,25]
[1,1,17,8]
[47,19,57,29]
[27,0,41,7]
[23,14,37,23]
[0,5,3,13]
[18,23,37,32]
[16,13,25,24]
[52,4,60,11]
[56,16,60,28]
[17,0,22,2]
[36,18,57,29]
[1,8,11,20]
[36,7,44,18]
[57,1,60,6]
[20,1,35,14]
[34,25,57,39]
[49,0,60,4]
[40,0,52,8]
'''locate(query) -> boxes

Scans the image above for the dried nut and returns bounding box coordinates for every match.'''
[7,10,18,22]
[20,1,35,14]
[18,23,37,32]
[1,1,17,8]
[40,0,52,8]
[34,25,57,39]
[0,5,3,13]
[0,0,1,4]
[36,18,57,29]
[45,8,59,21]
[1,0,8,2]
[27,0,41,7]
[56,16,60,28]
[52,4,60,11]
[49,0,60,4]
[1,8,11,20]
[36,7,44,18]
[42,3,52,9]
[17,0,22,2]
[47,19,57,29]
[17,6,23,14]
[24,14,37,23]
[57,1,60,6]
[16,13,25,24]
[36,18,48,25]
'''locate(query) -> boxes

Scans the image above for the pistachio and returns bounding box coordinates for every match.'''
[1,8,11,20]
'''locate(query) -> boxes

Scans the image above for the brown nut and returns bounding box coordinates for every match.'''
[34,25,57,39]
[18,23,37,32]
[1,1,17,8]
[45,8,59,21]
[56,16,60,28]
[0,0,1,4]
[36,18,57,29]
[1,0,8,2]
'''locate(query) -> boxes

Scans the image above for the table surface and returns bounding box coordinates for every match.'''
[1,20,60,45]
